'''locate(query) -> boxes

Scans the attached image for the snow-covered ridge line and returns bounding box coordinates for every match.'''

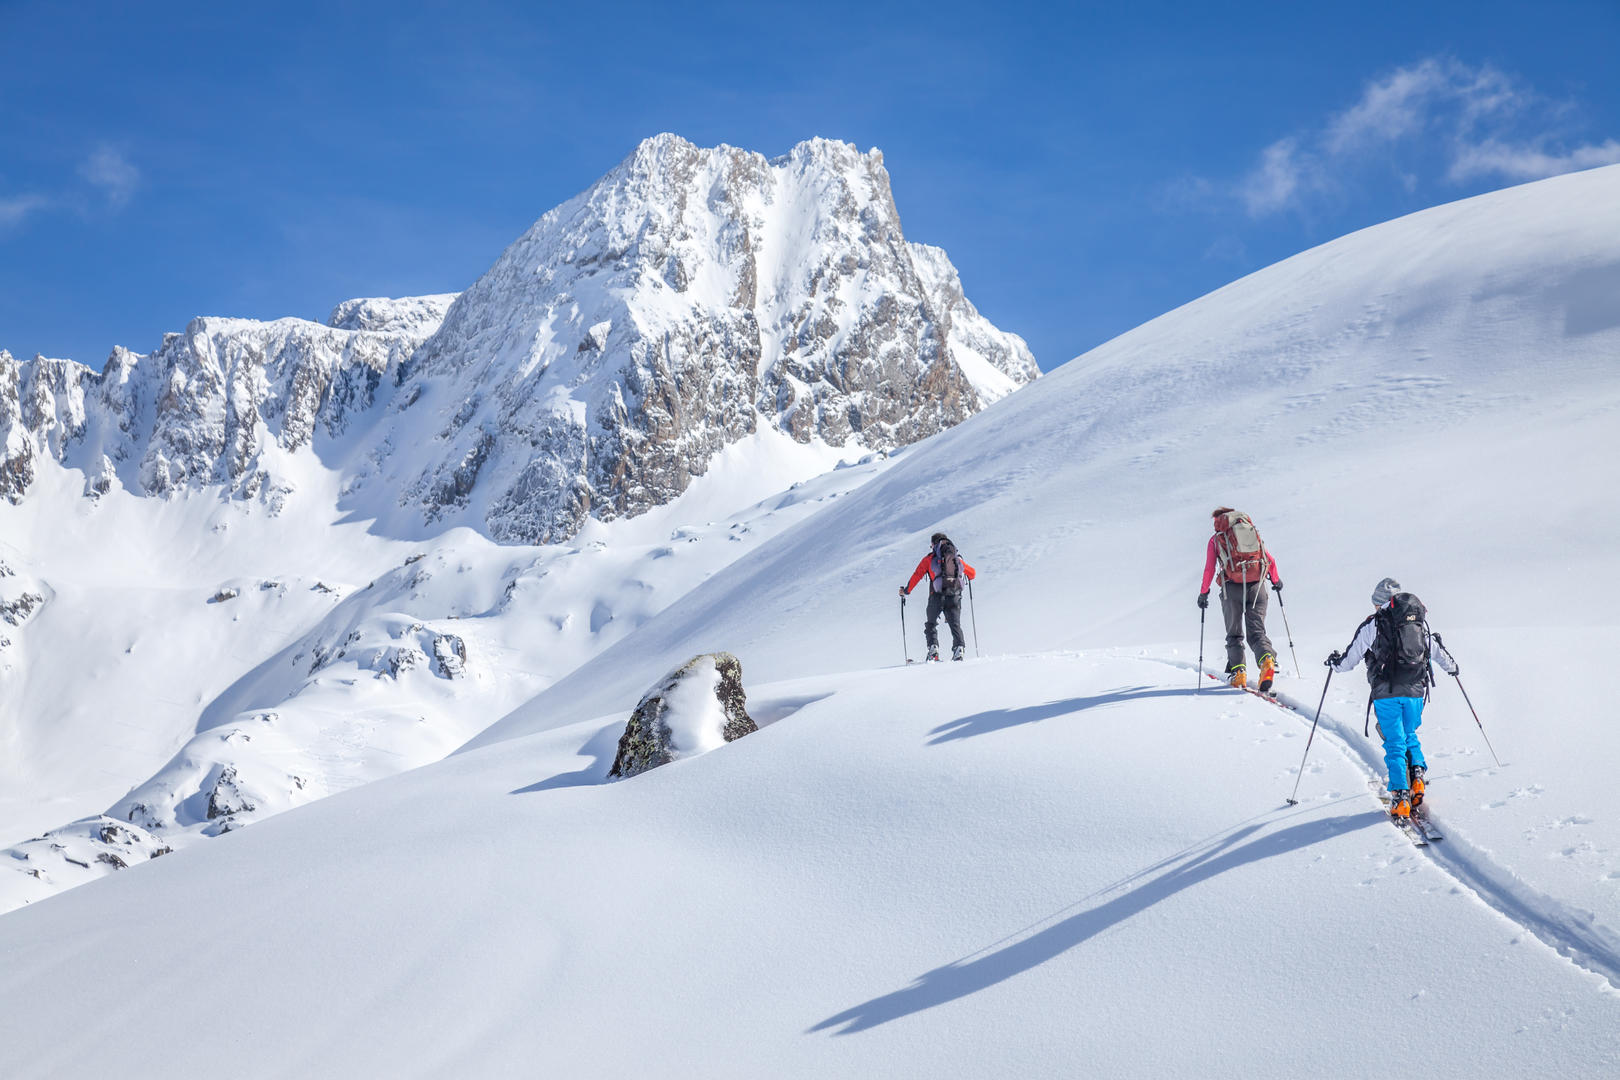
[2,135,1037,545]
[0,305,442,509]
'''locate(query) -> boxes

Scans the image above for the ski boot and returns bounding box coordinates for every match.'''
[952,644,965,662]
[1227,664,1247,689]
[1258,654,1276,694]
[1408,765,1427,810]
[926,644,941,662]
[1388,789,1412,821]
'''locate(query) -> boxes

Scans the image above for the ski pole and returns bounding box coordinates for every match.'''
[1285,665,1334,805]
[967,579,980,657]
[899,593,910,663]
[1197,603,1206,690]
[1274,587,1300,677]
[1452,672,1502,767]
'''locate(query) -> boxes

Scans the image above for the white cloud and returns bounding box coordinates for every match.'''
[78,145,140,208]
[0,194,50,228]
[1449,138,1620,182]
[1240,139,1312,217]
[1226,58,1619,218]
[1323,58,1456,155]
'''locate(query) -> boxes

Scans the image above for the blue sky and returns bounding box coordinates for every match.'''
[3,0,1617,371]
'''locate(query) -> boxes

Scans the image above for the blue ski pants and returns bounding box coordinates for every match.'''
[1374,697,1427,791]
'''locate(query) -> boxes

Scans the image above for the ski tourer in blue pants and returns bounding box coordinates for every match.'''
[1329,579,1459,801]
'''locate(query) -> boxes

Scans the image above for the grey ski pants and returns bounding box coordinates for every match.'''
[1221,579,1275,673]
[925,590,965,651]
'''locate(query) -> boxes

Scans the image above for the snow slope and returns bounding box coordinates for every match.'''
[472,165,1620,937]
[0,427,887,906]
[2,165,1619,1077]
[1,656,1617,1078]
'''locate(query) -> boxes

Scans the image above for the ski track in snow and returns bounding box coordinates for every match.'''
[1150,653,1620,994]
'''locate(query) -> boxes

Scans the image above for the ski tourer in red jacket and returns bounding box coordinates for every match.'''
[1197,507,1282,691]
[900,532,976,660]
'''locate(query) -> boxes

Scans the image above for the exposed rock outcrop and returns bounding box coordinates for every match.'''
[609,652,756,779]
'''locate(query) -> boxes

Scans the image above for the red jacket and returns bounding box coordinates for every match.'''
[905,551,977,594]
[1200,534,1280,592]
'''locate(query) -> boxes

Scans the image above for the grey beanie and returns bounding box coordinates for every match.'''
[1371,577,1402,607]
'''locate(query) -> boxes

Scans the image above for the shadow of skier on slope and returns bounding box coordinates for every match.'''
[928,686,1203,745]
[809,809,1377,1036]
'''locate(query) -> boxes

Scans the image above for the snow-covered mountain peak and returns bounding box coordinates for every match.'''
[350,135,1037,543]
[2,137,1034,545]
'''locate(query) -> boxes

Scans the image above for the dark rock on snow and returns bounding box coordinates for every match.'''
[609,652,756,779]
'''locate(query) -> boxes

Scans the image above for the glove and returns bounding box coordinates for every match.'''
[898,586,908,598]
[1197,592,1209,609]
[1326,650,1343,668]
[1450,663,1460,677]
[1272,580,1283,592]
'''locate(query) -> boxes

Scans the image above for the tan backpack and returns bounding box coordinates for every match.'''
[1214,511,1267,584]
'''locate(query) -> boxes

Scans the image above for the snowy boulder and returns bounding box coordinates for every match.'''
[609,653,756,779]
[208,587,239,604]
[0,591,44,626]
[432,633,467,678]
[206,765,256,820]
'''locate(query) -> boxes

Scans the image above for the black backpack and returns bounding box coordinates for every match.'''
[932,538,965,596]
[1370,592,1433,697]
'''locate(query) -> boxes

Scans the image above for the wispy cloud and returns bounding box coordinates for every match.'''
[0,194,51,228]
[1239,138,1316,217]
[1449,138,1620,182]
[1229,58,1620,218]
[78,145,140,209]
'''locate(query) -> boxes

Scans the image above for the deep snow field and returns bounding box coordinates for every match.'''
[3,165,1620,1078]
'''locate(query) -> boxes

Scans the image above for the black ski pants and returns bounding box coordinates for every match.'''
[925,590,965,651]
[1221,579,1275,673]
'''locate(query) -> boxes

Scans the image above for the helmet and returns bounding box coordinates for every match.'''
[1371,577,1402,607]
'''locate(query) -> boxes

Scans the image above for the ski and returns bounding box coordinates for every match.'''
[1410,805,1443,842]
[1205,672,1289,711]
[1393,817,1430,847]
[1369,782,1441,844]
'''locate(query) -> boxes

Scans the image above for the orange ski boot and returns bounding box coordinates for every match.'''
[1409,766,1426,810]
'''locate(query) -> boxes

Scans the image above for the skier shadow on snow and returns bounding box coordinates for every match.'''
[928,686,1203,745]
[809,809,1378,1036]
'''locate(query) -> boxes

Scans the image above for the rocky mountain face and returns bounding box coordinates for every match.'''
[1,136,1036,541]
[0,297,451,508]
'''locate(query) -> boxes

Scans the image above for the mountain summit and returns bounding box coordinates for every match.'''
[0,135,1037,542]
[344,133,1037,542]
